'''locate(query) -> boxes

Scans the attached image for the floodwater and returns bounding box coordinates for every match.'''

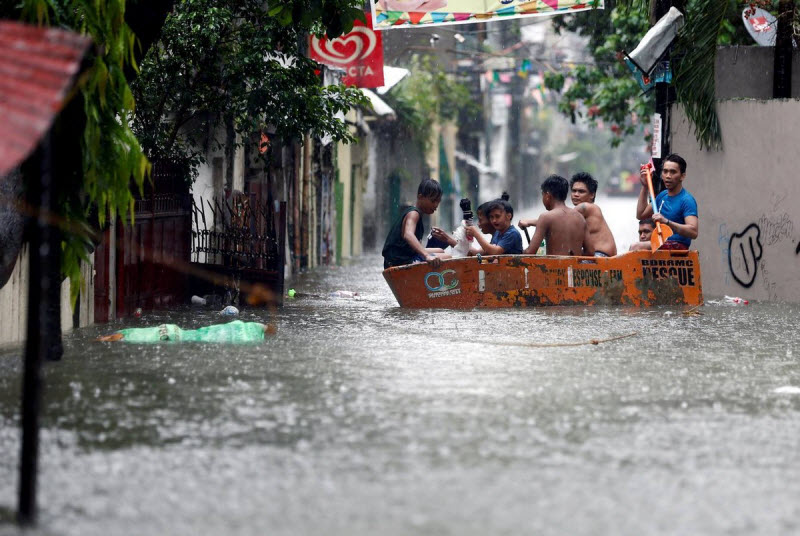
[2,217,800,534]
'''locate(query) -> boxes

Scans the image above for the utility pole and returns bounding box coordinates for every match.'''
[652,0,678,185]
[19,134,60,524]
[773,0,794,98]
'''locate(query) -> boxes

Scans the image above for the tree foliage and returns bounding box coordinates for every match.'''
[5,0,370,302]
[13,0,150,303]
[130,0,369,178]
[546,4,651,146]
[546,0,755,149]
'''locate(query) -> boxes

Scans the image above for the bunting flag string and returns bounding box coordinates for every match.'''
[373,0,603,30]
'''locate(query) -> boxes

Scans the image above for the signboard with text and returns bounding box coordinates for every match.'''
[310,18,384,88]
[651,113,662,159]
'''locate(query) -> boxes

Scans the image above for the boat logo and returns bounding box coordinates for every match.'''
[424,269,461,298]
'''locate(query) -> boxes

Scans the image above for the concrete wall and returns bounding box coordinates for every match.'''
[671,100,800,302]
[0,246,94,346]
[715,47,800,99]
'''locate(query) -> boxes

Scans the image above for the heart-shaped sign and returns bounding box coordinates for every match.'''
[311,26,376,66]
[309,17,385,88]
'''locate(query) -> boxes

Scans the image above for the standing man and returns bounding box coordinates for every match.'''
[636,154,699,250]
[521,175,592,256]
[569,172,617,256]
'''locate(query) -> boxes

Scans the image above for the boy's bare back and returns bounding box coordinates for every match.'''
[575,203,616,256]
[541,207,589,256]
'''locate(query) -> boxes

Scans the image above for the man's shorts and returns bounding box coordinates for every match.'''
[412,253,427,263]
[658,241,689,251]
[594,251,610,257]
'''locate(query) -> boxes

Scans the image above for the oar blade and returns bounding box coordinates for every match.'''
[650,222,674,252]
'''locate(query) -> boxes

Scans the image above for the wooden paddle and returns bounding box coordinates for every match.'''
[644,165,673,252]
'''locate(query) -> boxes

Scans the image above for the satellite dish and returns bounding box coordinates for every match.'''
[742,7,777,46]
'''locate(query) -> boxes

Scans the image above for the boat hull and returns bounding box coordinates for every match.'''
[383,250,703,308]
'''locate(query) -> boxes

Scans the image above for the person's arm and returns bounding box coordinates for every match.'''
[636,169,654,220]
[403,211,441,267]
[582,220,594,256]
[430,227,457,247]
[466,226,504,254]
[524,216,548,254]
[518,218,538,229]
[653,214,699,239]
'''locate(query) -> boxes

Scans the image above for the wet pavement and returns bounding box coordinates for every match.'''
[1,253,800,535]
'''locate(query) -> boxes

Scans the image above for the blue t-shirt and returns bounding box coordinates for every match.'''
[655,188,698,247]
[490,225,523,254]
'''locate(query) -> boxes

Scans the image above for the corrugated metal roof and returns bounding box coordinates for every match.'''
[0,20,92,177]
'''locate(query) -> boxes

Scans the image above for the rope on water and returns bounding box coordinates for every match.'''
[497,331,639,348]
[683,302,704,316]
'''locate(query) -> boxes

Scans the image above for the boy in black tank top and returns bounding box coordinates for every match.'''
[382,179,451,269]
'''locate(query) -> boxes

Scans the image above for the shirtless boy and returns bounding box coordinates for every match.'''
[521,175,592,256]
[569,172,617,256]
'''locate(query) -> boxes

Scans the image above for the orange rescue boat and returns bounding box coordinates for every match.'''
[383,250,702,308]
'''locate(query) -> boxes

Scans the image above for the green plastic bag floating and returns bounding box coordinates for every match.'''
[111,321,268,344]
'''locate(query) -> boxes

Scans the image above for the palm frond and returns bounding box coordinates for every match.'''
[672,0,729,149]
[614,0,651,16]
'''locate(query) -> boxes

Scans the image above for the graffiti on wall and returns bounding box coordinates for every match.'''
[728,224,762,288]
[725,212,797,292]
[757,213,794,246]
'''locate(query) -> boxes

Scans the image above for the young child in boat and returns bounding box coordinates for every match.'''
[466,198,523,255]
[428,199,495,254]
[428,191,509,250]
[382,178,451,269]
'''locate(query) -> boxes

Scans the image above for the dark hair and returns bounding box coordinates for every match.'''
[476,201,491,215]
[664,154,687,174]
[570,172,598,196]
[417,178,442,200]
[500,191,510,201]
[486,199,514,218]
[541,174,568,201]
[639,218,655,227]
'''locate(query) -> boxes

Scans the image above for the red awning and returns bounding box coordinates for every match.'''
[0,20,92,177]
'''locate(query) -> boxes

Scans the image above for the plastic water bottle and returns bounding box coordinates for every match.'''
[724,296,749,305]
[537,238,547,256]
[220,305,239,315]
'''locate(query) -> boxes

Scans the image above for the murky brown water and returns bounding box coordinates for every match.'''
[1,250,800,535]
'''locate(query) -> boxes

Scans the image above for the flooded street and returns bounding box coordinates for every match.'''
[2,250,800,535]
